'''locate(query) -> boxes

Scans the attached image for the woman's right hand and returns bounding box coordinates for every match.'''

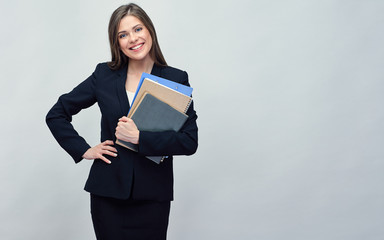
[82,140,117,164]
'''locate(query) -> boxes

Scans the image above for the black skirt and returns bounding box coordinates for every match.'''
[90,194,171,240]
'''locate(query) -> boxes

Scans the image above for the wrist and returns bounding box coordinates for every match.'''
[134,130,140,144]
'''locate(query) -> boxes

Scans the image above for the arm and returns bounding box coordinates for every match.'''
[46,64,114,163]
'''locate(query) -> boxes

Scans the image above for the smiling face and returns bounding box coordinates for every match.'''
[117,15,153,62]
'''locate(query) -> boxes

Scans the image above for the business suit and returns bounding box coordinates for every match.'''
[46,62,198,201]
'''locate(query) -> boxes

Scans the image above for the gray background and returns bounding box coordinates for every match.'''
[1,0,383,239]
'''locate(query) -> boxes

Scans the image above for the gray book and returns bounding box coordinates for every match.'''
[118,93,188,164]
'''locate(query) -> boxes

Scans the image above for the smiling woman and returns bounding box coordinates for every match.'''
[108,4,167,71]
[45,3,198,240]
[117,17,153,61]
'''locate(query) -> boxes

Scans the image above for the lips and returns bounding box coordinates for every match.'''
[129,43,144,50]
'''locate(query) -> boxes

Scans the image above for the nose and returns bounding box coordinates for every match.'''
[129,33,138,43]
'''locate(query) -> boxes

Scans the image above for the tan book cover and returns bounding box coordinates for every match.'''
[127,78,192,118]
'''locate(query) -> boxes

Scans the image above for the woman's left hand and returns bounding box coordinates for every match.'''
[115,116,140,144]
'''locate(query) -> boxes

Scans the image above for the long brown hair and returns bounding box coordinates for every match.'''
[107,3,167,70]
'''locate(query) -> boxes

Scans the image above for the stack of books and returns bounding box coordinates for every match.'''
[116,72,193,164]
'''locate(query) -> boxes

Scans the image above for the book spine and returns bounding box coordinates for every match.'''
[184,99,193,113]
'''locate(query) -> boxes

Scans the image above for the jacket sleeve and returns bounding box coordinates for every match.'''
[137,71,198,157]
[46,65,99,163]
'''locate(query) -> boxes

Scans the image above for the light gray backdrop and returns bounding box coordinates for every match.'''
[1,0,383,239]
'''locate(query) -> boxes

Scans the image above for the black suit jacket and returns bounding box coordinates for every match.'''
[46,63,198,201]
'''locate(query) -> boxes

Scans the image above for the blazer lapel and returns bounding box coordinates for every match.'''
[115,65,129,116]
[151,64,162,77]
[115,64,163,117]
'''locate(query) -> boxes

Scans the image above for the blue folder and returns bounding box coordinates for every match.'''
[129,72,193,113]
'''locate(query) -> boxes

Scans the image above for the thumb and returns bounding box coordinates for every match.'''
[119,116,129,122]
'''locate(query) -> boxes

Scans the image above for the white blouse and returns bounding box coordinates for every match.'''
[126,90,135,106]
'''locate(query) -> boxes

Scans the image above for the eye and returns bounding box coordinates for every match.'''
[119,33,127,39]
[135,27,143,33]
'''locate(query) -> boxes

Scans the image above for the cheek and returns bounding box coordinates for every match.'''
[145,35,153,48]
[118,39,123,48]
[118,38,128,49]
[143,30,151,42]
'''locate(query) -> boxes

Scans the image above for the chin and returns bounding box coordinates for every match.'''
[129,53,151,62]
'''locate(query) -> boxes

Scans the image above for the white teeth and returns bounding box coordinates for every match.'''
[131,44,143,50]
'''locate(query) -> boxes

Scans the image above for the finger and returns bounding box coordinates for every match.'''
[115,132,120,139]
[127,118,137,127]
[104,140,114,145]
[99,155,112,164]
[103,146,118,153]
[119,116,129,122]
[103,150,118,157]
[117,121,127,127]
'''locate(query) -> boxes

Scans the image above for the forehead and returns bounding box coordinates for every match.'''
[118,15,144,31]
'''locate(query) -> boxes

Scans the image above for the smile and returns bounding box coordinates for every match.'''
[130,43,144,50]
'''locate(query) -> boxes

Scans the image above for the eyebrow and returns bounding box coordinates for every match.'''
[118,24,143,35]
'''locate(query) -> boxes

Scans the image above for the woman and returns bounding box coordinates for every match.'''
[46,3,198,240]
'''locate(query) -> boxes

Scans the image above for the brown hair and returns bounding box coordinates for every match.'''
[107,3,167,70]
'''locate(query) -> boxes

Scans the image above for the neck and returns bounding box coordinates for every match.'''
[128,57,155,75]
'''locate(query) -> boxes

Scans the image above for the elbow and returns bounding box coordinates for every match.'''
[45,111,52,127]
[45,112,51,123]
[45,110,57,129]
[188,145,198,156]
[46,104,58,126]
[184,139,198,156]
[183,129,198,156]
